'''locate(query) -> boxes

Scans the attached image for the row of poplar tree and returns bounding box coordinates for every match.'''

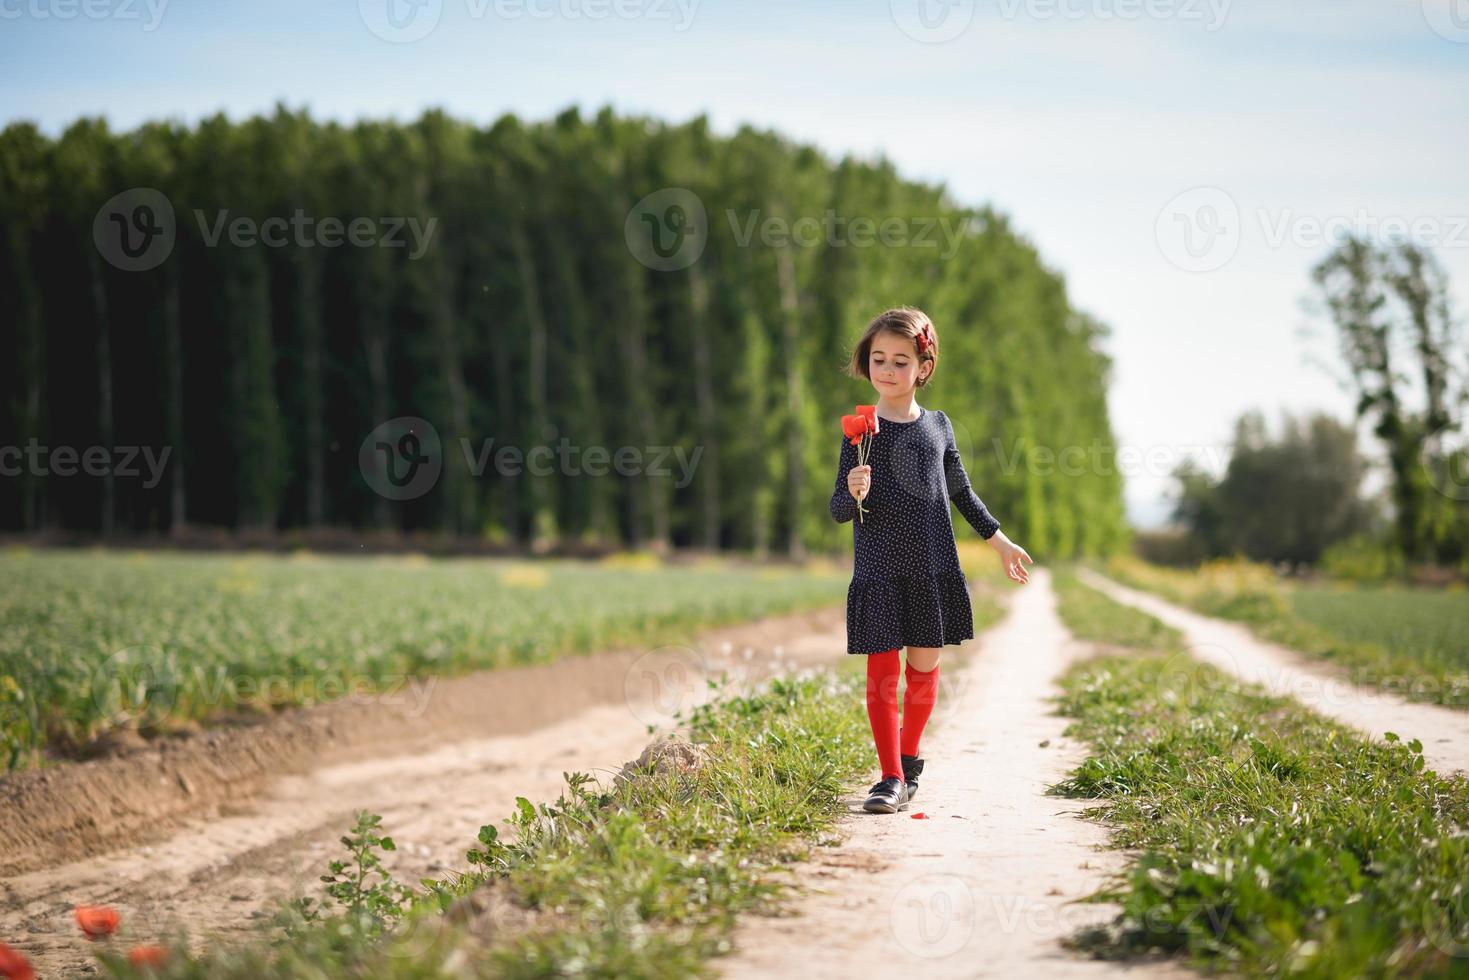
[0,104,1128,558]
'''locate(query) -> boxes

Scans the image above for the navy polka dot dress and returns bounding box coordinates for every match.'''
[829,407,1001,655]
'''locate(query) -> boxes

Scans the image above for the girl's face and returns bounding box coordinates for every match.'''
[868,330,930,396]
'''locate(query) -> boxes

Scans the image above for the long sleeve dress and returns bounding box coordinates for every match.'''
[829,407,1001,655]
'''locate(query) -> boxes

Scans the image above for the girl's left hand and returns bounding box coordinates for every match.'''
[988,533,1033,584]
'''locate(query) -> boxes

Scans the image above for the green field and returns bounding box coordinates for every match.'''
[1099,556,1469,709]
[0,548,848,770]
[1289,586,1469,674]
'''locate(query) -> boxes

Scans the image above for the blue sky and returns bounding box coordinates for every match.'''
[4,0,1467,528]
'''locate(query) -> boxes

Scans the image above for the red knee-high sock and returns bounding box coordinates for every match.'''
[900,662,940,757]
[865,649,903,781]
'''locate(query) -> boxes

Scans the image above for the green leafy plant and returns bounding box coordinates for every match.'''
[312,811,416,937]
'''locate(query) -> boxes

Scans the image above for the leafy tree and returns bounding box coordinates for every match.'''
[0,107,1129,559]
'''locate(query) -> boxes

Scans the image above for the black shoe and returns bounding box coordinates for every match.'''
[901,754,925,802]
[863,775,909,814]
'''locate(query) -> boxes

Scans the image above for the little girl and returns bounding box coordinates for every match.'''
[829,307,1033,814]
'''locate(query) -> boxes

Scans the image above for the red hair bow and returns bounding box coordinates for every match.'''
[915,323,933,353]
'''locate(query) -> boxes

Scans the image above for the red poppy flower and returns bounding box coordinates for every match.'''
[74,904,121,939]
[128,945,170,970]
[839,410,881,523]
[0,942,35,980]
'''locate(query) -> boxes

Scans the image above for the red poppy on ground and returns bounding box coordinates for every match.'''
[74,904,121,939]
[128,945,170,970]
[0,942,36,980]
[910,811,930,819]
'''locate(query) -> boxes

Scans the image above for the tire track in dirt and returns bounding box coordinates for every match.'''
[0,606,851,977]
[1077,569,1469,781]
[715,567,1193,980]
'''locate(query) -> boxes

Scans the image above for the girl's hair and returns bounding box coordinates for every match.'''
[845,306,939,387]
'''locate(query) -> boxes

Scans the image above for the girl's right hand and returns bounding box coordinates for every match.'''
[848,464,871,502]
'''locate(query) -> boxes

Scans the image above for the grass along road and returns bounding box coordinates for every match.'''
[1076,567,1469,782]
[1050,566,1469,977]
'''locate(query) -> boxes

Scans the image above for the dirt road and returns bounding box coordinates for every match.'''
[1077,569,1469,781]
[0,606,851,977]
[716,567,1192,979]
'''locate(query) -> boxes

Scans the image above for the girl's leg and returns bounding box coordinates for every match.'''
[900,645,941,758]
[865,649,903,781]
